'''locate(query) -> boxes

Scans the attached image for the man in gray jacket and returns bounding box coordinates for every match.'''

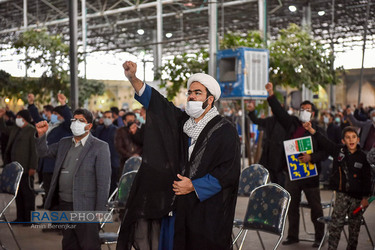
[35,108,111,250]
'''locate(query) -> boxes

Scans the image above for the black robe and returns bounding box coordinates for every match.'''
[117,88,241,250]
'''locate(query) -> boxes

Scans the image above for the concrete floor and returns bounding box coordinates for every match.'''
[0,189,374,250]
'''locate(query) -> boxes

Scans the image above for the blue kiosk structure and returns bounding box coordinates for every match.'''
[216,47,269,166]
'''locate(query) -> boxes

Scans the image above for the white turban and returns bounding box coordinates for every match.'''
[187,73,221,101]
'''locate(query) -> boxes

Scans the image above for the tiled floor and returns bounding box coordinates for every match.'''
[0,189,374,250]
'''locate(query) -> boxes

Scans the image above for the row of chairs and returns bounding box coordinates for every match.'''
[0,156,142,250]
[233,164,291,250]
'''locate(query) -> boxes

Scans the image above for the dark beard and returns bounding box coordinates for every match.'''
[202,99,209,109]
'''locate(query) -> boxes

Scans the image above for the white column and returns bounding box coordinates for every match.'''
[82,0,87,78]
[69,0,79,110]
[208,0,217,77]
[156,0,163,71]
[24,0,28,77]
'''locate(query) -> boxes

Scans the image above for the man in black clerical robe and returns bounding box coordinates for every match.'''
[116,61,241,250]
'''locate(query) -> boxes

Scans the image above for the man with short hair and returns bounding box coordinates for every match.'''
[93,110,120,194]
[0,109,38,224]
[116,61,240,250]
[28,93,73,211]
[266,82,328,248]
[115,112,143,173]
[35,108,111,250]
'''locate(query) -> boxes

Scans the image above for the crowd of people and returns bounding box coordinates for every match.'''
[0,91,146,249]
[246,83,374,250]
[0,60,374,250]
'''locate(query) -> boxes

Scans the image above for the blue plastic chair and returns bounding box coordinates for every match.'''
[122,156,142,175]
[232,183,291,250]
[237,164,269,197]
[100,170,138,249]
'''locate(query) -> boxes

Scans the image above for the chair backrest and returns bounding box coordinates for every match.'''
[116,170,137,206]
[238,164,269,196]
[0,161,23,195]
[122,156,142,175]
[243,183,291,236]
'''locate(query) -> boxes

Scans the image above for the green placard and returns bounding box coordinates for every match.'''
[297,137,312,152]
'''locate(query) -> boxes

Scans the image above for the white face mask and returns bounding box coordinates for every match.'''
[185,99,208,119]
[372,116,375,123]
[103,118,112,127]
[287,109,293,115]
[70,120,88,136]
[323,116,329,124]
[15,118,25,128]
[299,110,312,123]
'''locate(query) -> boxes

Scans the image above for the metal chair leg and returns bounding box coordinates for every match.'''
[301,206,314,235]
[362,217,374,247]
[239,229,248,250]
[3,215,21,250]
[232,231,240,250]
[232,228,244,248]
[256,230,265,250]
[318,228,328,250]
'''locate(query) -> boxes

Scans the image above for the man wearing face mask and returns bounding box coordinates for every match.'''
[93,110,120,194]
[115,112,144,175]
[116,61,240,250]
[265,82,328,248]
[35,108,111,250]
[326,113,342,144]
[0,109,38,225]
[27,93,73,213]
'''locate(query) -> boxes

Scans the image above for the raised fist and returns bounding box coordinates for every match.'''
[35,120,49,137]
[123,61,137,81]
[265,82,274,95]
[57,93,67,105]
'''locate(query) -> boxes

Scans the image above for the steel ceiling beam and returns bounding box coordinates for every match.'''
[0,0,257,34]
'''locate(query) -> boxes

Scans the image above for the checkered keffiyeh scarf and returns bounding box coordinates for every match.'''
[183,106,219,159]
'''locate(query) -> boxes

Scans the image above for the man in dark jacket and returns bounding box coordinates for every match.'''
[266,82,328,247]
[93,110,120,194]
[114,112,143,174]
[247,101,288,186]
[0,109,38,224]
[28,93,72,210]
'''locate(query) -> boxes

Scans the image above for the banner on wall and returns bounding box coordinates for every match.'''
[283,136,318,181]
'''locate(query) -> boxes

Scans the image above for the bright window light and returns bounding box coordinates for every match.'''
[165,33,172,38]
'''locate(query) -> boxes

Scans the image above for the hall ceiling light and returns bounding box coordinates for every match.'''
[318,11,325,16]
[166,33,172,38]
[137,29,144,35]
[183,0,195,7]
[289,5,297,12]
